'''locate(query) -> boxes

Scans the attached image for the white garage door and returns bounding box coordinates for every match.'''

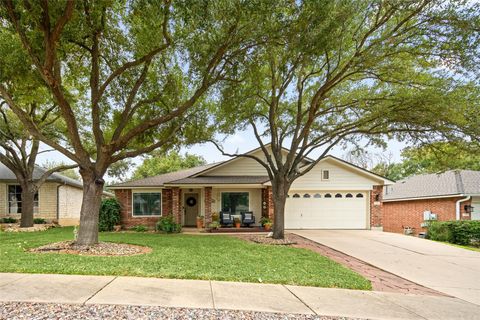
[285,191,367,229]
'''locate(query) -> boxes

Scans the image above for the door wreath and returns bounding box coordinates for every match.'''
[186,196,197,207]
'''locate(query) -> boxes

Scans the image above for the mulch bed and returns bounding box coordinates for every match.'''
[235,233,446,296]
[29,241,152,257]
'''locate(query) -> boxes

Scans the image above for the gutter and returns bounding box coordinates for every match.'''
[456,195,471,220]
[56,182,66,221]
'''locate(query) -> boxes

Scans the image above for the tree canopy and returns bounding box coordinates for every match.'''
[132,151,206,180]
[0,0,268,245]
[371,142,480,181]
[213,0,480,238]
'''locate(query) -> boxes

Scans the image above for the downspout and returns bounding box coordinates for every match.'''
[456,195,471,220]
[56,182,67,221]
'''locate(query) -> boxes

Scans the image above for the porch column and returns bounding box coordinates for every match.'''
[267,186,274,222]
[204,187,212,226]
[172,187,181,224]
[262,187,274,222]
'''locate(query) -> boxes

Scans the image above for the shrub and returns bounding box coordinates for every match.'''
[156,215,182,233]
[208,221,220,230]
[260,217,272,226]
[131,225,148,232]
[99,198,121,232]
[211,212,219,222]
[427,220,480,246]
[33,218,47,224]
[1,217,17,223]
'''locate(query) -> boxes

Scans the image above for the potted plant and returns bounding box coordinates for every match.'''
[211,211,219,222]
[208,221,220,232]
[234,217,241,228]
[260,217,273,231]
[196,215,204,229]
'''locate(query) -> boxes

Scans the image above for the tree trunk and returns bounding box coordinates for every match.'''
[271,178,290,239]
[76,171,105,246]
[19,183,36,228]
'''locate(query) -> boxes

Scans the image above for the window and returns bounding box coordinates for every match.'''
[322,170,330,180]
[335,193,343,198]
[313,193,321,198]
[8,185,39,214]
[133,193,161,216]
[303,193,311,198]
[346,193,353,198]
[292,193,300,198]
[356,193,364,198]
[324,193,332,198]
[221,192,249,214]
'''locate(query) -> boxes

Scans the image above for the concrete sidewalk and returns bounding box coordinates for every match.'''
[1,273,479,319]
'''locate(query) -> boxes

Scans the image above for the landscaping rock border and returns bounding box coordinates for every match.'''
[29,241,152,256]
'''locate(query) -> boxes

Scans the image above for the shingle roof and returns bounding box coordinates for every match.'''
[109,162,222,188]
[167,176,270,185]
[383,170,480,201]
[0,163,83,188]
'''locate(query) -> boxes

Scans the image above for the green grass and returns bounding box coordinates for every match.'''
[0,227,371,290]
[435,240,480,252]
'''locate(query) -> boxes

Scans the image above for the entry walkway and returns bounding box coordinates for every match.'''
[1,273,479,319]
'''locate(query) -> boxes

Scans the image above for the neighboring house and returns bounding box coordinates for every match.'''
[110,146,393,229]
[0,163,84,226]
[383,170,480,234]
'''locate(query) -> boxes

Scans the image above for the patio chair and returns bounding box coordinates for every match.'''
[241,211,255,227]
[220,211,234,227]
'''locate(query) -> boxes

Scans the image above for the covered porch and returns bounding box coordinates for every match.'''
[166,177,274,228]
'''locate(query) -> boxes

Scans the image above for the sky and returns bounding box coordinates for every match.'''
[35,128,408,183]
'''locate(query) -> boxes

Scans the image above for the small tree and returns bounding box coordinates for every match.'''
[214,1,480,239]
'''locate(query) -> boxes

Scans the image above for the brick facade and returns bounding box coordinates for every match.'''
[261,186,274,222]
[115,188,174,229]
[383,197,472,234]
[370,185,383,228]
[204,187,212,225]
[172,187,181,224]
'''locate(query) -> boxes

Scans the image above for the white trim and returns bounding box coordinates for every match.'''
[131,190,162,217]
[383,194,464,202]
[220,191,251,213]
[109,186,165,190]
[167,184,265,188]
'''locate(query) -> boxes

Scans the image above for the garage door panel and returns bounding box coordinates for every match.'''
[285,191,367,229]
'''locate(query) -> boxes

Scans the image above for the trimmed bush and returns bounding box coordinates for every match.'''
[33,218,47,224]
[1,217,17,223]
[99,198,121,232]
[427,220,480,246]
[156,215,182,233]
[131,225,148,232]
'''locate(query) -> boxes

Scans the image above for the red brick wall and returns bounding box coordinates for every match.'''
[370,185,383,227]
[261,187,274,221]
[114,188,173,229]
[172,187,181,224]
[383,197,472,234]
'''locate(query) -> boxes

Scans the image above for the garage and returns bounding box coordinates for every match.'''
[285,191,368,229]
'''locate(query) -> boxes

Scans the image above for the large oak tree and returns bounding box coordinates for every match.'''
[214,0,480,238]
[0,0,263,245]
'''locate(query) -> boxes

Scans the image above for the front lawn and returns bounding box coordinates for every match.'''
[0,227,371,290]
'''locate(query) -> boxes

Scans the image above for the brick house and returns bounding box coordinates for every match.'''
[382,170,480,234]
[109,145,392,230]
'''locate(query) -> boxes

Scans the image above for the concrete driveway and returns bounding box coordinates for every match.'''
[292,230,480,306]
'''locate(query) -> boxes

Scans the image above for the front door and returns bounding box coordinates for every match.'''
[184,193,199,226]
